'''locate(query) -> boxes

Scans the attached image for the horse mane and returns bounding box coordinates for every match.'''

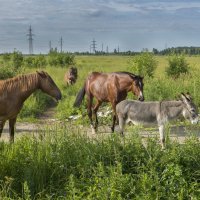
[0,72,38,95]
[115,71,142,80]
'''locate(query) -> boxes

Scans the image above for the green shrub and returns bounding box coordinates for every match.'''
[23,56,35,68]
[0,51,24,79]
[0,65,17,79]
[11,50,24,71]
[48,51,75,67]
[23,55,47,68]
[2,53,11,62]
[33,55,46,68]
[128,52,157,77]
[166,54,189,78]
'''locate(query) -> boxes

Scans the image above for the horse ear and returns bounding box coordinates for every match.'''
[37,71,47,78]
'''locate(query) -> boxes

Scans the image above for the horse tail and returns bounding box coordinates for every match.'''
[73,83,86,107]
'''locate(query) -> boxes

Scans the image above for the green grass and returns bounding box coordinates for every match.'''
[0,55,200,199]
[11,55,200,122]
[0,125,200,199]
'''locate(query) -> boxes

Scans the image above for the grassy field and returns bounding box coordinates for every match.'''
[0,55,200,199]
[39,55,200,121]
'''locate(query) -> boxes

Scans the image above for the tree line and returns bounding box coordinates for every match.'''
[153,46,200,55]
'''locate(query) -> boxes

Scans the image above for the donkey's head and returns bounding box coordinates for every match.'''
[37,71,62,101]
[181,93,198,124]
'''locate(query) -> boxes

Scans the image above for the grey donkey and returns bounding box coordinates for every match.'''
[116,93,199,149]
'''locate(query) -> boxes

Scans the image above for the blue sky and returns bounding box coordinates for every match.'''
[0,0,200,53]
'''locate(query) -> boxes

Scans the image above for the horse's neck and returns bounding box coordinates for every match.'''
[14,74,39,101]
[162,101,183,120]
[119,78,133,92]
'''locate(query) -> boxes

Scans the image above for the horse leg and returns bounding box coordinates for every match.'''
[9,118,16,143]
[87,95,96,134]
[111,102,117,132]
[93,100,102,131]
[0,121,6,138]
[159,125,165,149]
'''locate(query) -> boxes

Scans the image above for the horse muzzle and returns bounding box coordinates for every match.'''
[138,96,144,101]
[56,93,62,102]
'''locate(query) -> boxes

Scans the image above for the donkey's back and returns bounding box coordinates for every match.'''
[116,100,160,125]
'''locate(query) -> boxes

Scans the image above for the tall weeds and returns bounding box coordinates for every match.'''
[0,126,200,199]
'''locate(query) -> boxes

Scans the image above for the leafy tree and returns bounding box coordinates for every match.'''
[129,52,157,77]
[166,54,189,79]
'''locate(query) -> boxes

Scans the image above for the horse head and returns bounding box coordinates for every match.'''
[181,93,198,124]
[37,71,62,101]
[132,75,144,101]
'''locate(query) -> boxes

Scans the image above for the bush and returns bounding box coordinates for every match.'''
[0,51,24,79]
[0,66,17,79]
[2,53,11,62]
[48,51,75,67]
[128,52,157,77]
[11,50,24,71]
[33,55,46,68]
[23,55,47,68]
[166,54,189,79]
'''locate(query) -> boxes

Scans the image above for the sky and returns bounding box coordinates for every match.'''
[0,0,200,54]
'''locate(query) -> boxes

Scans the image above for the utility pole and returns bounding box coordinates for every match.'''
[49,40,52,52]
[101,43,104,52]
[27,25,34,55]
[91,38,97,53]
[106,45,109,54]
[118,45,119,53]
[60,37,63,52]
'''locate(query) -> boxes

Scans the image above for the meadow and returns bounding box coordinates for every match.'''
[19,55,200,121]
[0,55,200,199]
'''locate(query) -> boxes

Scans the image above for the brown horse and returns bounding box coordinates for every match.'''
[74,71,144,133]
[0,71,62,142]
[64,66,78,85]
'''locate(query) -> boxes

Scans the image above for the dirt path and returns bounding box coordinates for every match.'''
[0,106,60,142]
[0,106,199,143]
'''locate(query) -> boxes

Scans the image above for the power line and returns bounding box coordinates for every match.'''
[27,25,34,55]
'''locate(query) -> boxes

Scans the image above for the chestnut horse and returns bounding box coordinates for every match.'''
[0,71,62,142]
[74,71,144,133]
[64,66,78,85]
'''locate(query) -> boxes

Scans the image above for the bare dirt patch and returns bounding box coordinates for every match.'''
[0,106,199,144]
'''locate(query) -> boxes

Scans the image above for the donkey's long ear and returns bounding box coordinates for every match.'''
[185,92,192,101]
[180,93,190,103]
[37,71,47,78]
